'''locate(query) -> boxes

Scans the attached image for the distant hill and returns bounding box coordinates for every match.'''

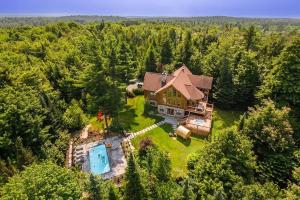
[1,15,300,27]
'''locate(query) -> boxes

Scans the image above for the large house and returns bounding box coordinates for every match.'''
[143,65,214,136]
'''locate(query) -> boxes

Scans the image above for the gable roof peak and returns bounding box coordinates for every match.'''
[172,64,192,76]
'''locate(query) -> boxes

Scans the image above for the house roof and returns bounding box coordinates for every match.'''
[188,74,213,90]
[143,65,213,100]
[143,72,174,92]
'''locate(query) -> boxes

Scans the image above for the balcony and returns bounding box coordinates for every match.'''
[186,102,213,117]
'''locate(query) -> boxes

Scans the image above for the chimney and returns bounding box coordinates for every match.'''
[161,72,167,87]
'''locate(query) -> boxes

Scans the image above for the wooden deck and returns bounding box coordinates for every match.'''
[182,103,213,136]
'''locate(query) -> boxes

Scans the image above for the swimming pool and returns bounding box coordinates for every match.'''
[89,144,110,175]
[193,119,205,126]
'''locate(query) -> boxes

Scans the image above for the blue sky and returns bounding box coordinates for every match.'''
[1,0,299,18]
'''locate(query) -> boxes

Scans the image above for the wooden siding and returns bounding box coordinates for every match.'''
[156,86,187,109]
[144,90,157,101]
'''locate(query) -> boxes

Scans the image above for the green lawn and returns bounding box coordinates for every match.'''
[211,108,244,140]
[132,108,243,177]
[119,96,163,132]
[132,123,208,177]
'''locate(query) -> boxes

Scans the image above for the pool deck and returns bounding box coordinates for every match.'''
[73,136,127,180]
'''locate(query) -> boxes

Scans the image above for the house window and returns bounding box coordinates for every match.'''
[172,88,177,96]
[165,87,181,107]
[159,108,164,112]
[176,111,182,116]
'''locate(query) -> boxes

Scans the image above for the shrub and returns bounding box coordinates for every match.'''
[139,137,155,156]
[132,88,144,96]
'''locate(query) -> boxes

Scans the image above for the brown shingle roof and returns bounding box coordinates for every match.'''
[172,65,192,76]
[188,74,213,90]
[143,65,213,100]
[185,85,205,100]
[142,72,174,92]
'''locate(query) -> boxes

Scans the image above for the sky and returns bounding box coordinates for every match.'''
[1,0,300,18]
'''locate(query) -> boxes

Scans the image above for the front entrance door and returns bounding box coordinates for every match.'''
[167,108,174,115]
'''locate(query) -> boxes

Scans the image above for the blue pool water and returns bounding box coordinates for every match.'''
[193,119,205,126]
[89,144,110,175]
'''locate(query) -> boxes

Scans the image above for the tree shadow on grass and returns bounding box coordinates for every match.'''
[191,134,209,141]
[159,123,192,147]
[118,108,139,131]
[142,104,164,123]
[176,137,191,146]
[159,123,174,133]
[214,108,243,128]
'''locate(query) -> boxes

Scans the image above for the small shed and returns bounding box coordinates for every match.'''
[176,125,191,139]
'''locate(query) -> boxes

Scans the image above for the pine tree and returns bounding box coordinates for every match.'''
[160,39,173,65]
[144,44,157,72]
[88,174,102,200]
[154,151,171,182]
[15,137,35,169]
[182,179,195,200]
[244,25,257,51]
[118,42,131,66]
[237,113,246,132]
[109,47,117,78]
[213,63,234,109]
[108,185,119,200]
[180,31,193,65]
[258,38,300,110]
[124,154,145,200]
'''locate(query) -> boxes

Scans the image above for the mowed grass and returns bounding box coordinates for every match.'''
[211,108,244,140]
[132,124,208,177]
[119,96,163,132]
[132,108,243,177]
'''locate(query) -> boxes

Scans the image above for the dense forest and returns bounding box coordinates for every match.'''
[0,17,300,199]
[1,16,300,27]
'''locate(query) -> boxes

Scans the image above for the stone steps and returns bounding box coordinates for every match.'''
[126,120,166,140]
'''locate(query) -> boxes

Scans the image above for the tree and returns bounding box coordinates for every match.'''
[232,182,283,200]
[15,137,36,169]
[153,150,171,182]
[62,99,87,131]
[178,31,193,65]
[240,100,297,186]
[109,47,117,78]
[188,129,256,199]
[80,55,122,130]
[243,25,258,51]
[283,167,300,199]
[155,181,183,200]
[257,38,300,110]
[118,42,132,66]
[0,86,48,161]
[213,63,234,109]
[182,179,195,200]
[138,137,154,157]
[124,154,145,200]
[1,161,82,199]
[88,174,102,200]
[233,52,260,108]
[108,185,120,200]
[160,39,173,65]
[42,130,70,165]
[144,44,157,72]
